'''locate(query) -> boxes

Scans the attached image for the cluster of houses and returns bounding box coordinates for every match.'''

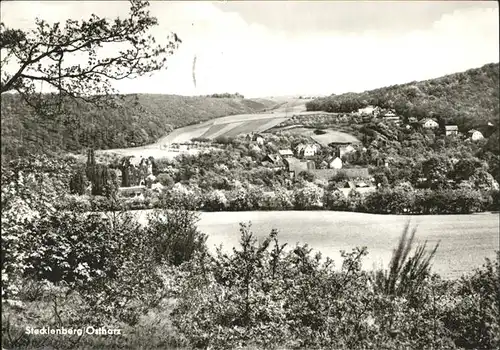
[357,105,400,124]
[357,105,487,141]
[259,135,371,186]
[420,119,485,141]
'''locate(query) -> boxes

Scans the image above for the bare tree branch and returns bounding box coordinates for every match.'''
[0,0,181,117]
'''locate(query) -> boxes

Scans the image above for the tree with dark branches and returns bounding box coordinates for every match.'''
[0,0,181,117]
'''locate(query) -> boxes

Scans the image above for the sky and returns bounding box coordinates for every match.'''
[1,1,499,98]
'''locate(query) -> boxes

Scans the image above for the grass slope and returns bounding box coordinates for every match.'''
[306,62,499,131]
[0,94,277,160]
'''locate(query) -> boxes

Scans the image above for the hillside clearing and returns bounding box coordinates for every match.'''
[273,127,361,146]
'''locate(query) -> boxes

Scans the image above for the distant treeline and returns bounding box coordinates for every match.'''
[206,92,245,99]
[306,63,499,132]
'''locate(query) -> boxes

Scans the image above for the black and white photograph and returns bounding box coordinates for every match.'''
[1,0,499,349]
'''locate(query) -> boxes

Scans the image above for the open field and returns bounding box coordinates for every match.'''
[97,99,306,159]
[201,122,246,139]
[134,210,499,279]
[273,126,361,145]
[311,129,362,146]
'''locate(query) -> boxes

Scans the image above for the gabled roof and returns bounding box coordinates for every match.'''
[420,118,438,124]
[445,125,458,130]
[303,144,318,151]
[325,155,335,163]
[265,154,281,163]
[339,144,355,149]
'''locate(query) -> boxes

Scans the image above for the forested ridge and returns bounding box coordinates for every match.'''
[306,63,499,131]
[0,93,276,160]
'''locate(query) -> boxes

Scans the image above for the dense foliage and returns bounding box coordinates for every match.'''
[1,159,207,329]
[306,63,499,132]
[171,224,499,349]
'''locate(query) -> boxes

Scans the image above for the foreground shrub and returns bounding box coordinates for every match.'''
[171,224,499,349]
[203,190,228,211]
[147,208,207,266]
[489,189,500,211]
[413,189,484,214]
[324,189,350,211]
[17,210,165,324]
[364,187,415,214]
[442,252,500,349]
[293,183,324,210]
[371,223,439,300]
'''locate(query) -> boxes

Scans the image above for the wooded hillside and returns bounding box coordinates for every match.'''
[0,94,277,159]
[306,63,499,131]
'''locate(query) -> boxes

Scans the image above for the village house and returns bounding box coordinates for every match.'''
[253,133,264,145]
[245,132,264,145]
[445,125,459,136]
[278,149,294,158]
[420,118,439,129]
[295,143,320,158]
[357,105,376,116]
[303,144,319,157]
[283,157,316,179]
[339,144,356,158]
[383,115,400,124]
[383,110,397,118]
[468,129,484,141]
[262,154,285,170]
[263,154,281,163]
[294,143,306,155]
[117,185,146,198]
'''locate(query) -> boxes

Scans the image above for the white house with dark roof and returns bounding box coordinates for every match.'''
[420,118,439,129]
[295,143,320,158]
[278,149,294,158]
[445,125,459,136]
[339,145,356,158]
